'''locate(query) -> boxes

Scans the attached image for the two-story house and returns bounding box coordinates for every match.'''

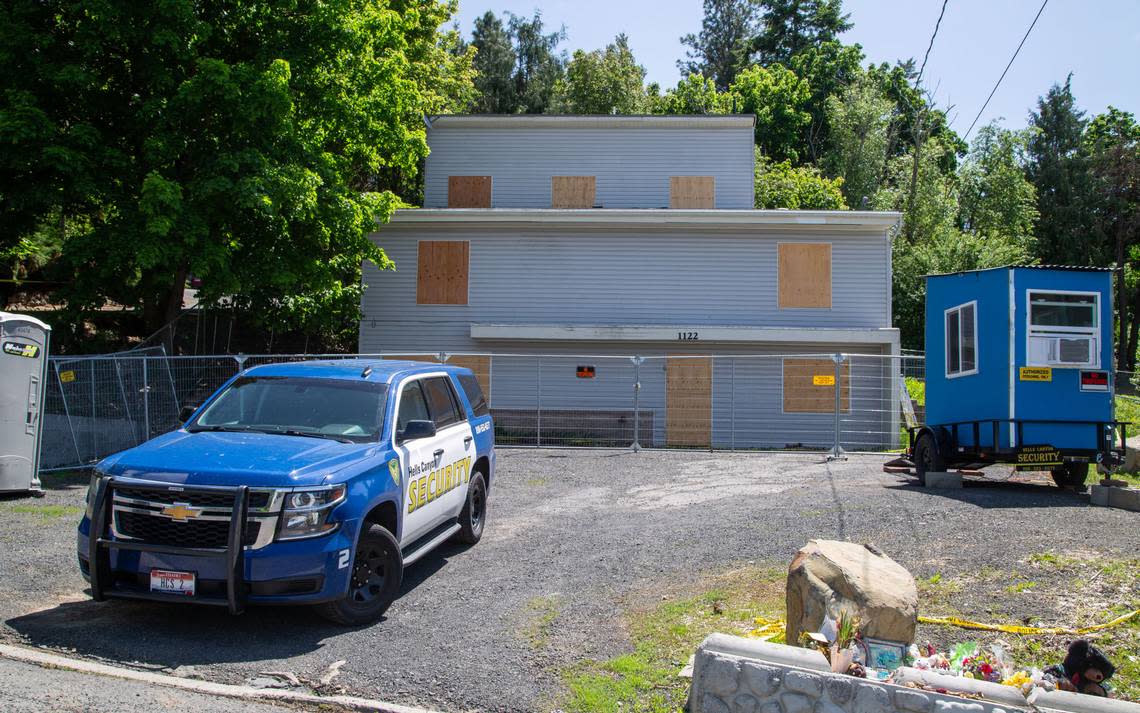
[359,115,901,449]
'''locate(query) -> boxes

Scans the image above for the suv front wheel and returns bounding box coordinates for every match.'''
[315,524,403,625]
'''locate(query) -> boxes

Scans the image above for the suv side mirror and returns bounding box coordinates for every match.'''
[399,419,436,443]
[180,405,198,423]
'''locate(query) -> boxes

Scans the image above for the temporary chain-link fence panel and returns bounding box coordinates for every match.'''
[38,351,926,471]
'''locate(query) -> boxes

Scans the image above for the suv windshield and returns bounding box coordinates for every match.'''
[189,376,388,443]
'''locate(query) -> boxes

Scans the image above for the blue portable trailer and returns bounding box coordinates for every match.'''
[903,265,1127,490]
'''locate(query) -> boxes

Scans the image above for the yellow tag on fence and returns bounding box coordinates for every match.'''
[813,375,835,386]
[59,370,76,383]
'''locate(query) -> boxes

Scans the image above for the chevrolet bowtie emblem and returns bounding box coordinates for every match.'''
[161,502,202,522]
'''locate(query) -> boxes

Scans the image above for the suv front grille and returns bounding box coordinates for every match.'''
[107,484,280,550]
[115,510,260,548]
[114,487,272,510]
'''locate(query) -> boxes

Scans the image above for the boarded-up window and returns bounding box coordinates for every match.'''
[446,355,492,404]
[551,176,596,208]
[778,243,832,308]
[416,241,469,305]
[447,176,492,208]
[666,355,712,447]
[669,176,715,209]
[783,358,849,414]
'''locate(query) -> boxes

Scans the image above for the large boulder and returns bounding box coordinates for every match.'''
[785,540,918,646]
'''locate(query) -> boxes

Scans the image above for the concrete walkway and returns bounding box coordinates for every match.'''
[0,657,297,713]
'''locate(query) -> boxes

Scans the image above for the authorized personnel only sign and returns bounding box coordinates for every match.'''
[1019,367,1052,382]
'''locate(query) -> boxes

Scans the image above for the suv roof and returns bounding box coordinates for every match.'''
[242,359,469,384]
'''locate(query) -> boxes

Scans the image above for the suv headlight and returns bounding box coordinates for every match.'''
[276,485,346,541]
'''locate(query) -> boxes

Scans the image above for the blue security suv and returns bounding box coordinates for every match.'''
[77,360,494,625]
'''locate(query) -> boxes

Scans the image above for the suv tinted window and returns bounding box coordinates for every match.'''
[396,381,431,433]
[457,374,489,417]
[423,377,463,428]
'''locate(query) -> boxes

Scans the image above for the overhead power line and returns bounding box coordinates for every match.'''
[916,0,949,88]
[963,0,1049,141]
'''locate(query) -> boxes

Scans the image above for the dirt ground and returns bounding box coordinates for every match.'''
[1,451,1137,711]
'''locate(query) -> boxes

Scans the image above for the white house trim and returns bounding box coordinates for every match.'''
[470,324,900,349]
[386,208,902,231]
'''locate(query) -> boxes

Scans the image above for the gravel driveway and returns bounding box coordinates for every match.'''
[1,451,1137,712]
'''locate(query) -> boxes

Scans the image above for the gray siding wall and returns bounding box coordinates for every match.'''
[423,127,755,209]
[359,224,891,351]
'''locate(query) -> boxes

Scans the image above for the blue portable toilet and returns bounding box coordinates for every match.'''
[913,265,1122,489]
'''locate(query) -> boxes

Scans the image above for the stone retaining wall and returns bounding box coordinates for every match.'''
[688,634,1140,713]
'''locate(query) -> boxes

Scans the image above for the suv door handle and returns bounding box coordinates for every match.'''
[464,436,473,447]
[433,448,445,458]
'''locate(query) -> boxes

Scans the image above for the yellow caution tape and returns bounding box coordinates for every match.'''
[918,610,1140,636]
[746,616,786,642]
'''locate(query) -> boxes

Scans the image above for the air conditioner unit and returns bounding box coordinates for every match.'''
[1028,334,1096,366]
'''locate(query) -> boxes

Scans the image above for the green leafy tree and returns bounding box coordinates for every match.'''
[1085,108,1140,367]
[751,0,852,67]
[507,11,567,114]
[957,124,1038,247]
[876,137,1034,347]
[470,11,518,113]
[789,40,864,161]
[678,0,761,91]
[866,61,964,174]
[0,0,475,345]
[754,151,846,209]
[729,64,810,163]
[557,34,647,115]
[658,74,733,115]
[823,75,893,207]
[1026,77,1099,266]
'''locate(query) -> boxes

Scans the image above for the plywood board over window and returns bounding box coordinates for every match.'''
[416,241,469,305]
[666,355,712,447]
[447,176,492,208]
[783,358,849,414]
[669,176,715,208]
[446,355,492,403]
[551,176,596,208]
[778,243,832,308]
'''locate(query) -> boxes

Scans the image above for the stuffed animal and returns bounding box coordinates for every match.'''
[1043,639,1115,696]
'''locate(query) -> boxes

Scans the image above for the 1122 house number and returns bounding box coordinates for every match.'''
[677,331,699,341]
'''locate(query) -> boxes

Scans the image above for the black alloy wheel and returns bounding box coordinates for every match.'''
[455,472,487,545]
[315,524,402,625]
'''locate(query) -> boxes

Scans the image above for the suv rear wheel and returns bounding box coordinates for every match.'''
[315,523,402,626]
[454,472,487,545]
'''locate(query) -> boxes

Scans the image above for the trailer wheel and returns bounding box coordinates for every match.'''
[1050,463,1089,492]
[914,433,944,486]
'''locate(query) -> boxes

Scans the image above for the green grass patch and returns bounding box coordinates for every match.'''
[0,502,83,519]
[522,595,563,651]
[561,565,785,713]
[525,477,550,487]
[1004,580,1037,593]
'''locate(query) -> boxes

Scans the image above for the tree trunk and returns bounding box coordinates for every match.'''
[1126,285,1140,373]
[158,261,189,354]
[1116,223,1128,372]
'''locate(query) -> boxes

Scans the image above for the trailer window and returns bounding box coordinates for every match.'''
[945,301,977,378]
[1027,291,1099,368]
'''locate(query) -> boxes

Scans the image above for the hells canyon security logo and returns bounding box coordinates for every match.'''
[407,456,472,514]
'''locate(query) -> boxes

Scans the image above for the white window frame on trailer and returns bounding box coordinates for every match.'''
[1025,289,1100,369]
[944,300,979,379]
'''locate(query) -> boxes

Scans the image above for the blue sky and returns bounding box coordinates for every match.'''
[453,0,1140,141]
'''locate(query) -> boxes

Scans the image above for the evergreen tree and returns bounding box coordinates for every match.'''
[470,11,518,113]
[1026,77,1099,266]
[751,0,852,67]
[508,11,567,114]
[678,0,761,91]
